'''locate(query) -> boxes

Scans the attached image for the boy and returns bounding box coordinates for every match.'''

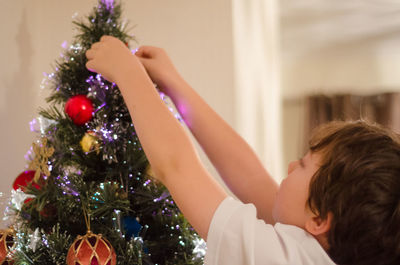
[85,36,400,264]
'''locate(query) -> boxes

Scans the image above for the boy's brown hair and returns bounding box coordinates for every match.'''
[307,120,400,265]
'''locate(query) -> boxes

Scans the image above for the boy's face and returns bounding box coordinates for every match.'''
[272,151,321,228]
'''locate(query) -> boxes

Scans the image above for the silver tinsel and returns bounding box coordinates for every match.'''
[29,228,41,252]
[11,189,35,211]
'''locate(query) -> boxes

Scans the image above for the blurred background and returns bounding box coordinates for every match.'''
[1,0,400,225]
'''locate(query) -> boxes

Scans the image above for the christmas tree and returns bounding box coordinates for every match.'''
[3,1,205,264]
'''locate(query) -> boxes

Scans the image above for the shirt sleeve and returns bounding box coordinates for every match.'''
[204,197,288,265]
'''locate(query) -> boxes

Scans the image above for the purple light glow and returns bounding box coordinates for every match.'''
[94,103,106,114]
[29,119,37,132]
[24,147,33,161]
[102,0,114,10]
[143,180,151,187]
[99,127,114,142]
[57,175,79,196]
[159,92,166,100]
[86,76,94,83]
[153,191,170,203]
[176,103,191,127]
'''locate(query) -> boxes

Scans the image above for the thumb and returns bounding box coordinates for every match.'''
[135,46,158,59]
[86,60,97,73]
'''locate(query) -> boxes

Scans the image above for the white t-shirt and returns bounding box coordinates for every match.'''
[205,197,336,265]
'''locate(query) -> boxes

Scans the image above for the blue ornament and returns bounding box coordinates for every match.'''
[122,216,142,240]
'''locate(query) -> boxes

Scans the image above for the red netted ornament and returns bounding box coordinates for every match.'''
[66,231,116,265]
[0,229,15,265]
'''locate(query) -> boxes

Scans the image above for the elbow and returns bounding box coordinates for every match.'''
[148,154,183,184]
[145,134,198,184]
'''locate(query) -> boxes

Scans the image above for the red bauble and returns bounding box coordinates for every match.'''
[13,171,40,191]
[65,95,94,125]
[66,231,116,265]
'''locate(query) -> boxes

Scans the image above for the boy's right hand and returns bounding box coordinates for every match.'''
[135,46,181,94]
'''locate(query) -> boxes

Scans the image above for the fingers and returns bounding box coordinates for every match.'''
[100,35,113,42]
[85,42,101,71]
[90,42,102,50]
[85,41,102,60]
[85,35,116,72]
[86,37,109,59]
[85,60,97,73]
[85,49,96,60]
[135,46,160,58]
[134,46,145,57]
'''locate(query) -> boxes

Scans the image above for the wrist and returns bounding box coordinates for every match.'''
[160,74,190,100]
[116,63,154,93]
[115,60,146,85]
[113,53,140,82]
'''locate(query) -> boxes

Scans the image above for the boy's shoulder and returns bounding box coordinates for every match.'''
[205,197,336,265]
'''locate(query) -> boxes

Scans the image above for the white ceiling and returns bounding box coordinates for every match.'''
[281,0,400,53]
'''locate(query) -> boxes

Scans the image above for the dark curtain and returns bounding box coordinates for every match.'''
[305,92,400,146]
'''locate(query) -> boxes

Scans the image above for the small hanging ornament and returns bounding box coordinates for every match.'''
[67,202,116,265]
[80,131,101,154]
[65,95,94,126]
[28,137,54,182]
[66,231,116,265]
[0,228,15,264]
[122,216,142,240]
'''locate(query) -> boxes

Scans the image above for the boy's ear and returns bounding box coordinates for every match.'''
[305,212,333,236]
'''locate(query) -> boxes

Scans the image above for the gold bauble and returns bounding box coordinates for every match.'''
[80,131,101,154]
[66,231,116,265]
[0,228,15,265]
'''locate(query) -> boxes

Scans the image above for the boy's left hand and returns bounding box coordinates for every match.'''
[85,35,142,83]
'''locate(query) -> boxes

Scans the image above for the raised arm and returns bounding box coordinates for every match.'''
[85,36,227,239]
[136,46,278,224]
